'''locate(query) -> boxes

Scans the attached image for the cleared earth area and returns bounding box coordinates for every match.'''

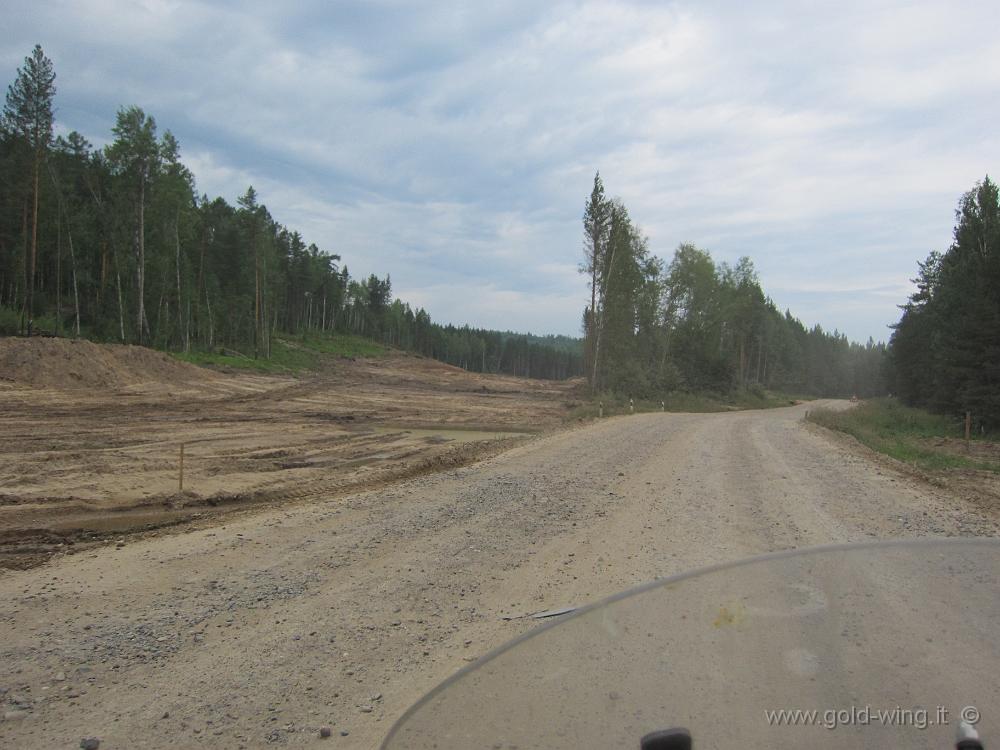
[0,338,579,569]
[1,339,998,749]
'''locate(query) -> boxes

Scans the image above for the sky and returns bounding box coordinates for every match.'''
[5,0,999,344]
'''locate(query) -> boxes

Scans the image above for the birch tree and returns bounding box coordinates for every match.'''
[106,106,159,344]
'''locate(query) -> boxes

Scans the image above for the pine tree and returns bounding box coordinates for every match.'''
[581,171,610,386]
[3,45,56,333]
[935,177,1000,421]
[237,186,266,357]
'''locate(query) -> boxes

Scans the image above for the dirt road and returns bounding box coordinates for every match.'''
[1,402,996,748]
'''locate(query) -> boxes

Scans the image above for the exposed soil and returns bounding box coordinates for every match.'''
[0,336,213,390]
[1,340,998,749]
[0,338,582,568]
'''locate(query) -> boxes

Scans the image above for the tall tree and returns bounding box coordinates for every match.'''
[589,199,620,388]
[106,106,160,343]
[588,200,666,393]
[928,177,1000,420]
[155,130,196,349]
[579,175,888,399]
[3,44,56,333]
[889,178,1000,424]
[237,186,266,357]
[0,49,586,379]
[47,131,93,337]
[581,171,610,383]
[889,251,942,405]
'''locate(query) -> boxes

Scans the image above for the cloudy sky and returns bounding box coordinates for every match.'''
[5,1,999,343]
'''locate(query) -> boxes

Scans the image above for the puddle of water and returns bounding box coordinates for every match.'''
[49,509,192,533]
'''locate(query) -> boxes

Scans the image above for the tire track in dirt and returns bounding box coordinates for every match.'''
[0,348,582,569]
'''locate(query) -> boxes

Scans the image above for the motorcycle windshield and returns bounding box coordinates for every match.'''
[382,538,999,749]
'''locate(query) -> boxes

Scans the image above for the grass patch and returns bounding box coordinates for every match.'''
[292,333,387,359]
[807,398,999,472]
[172,333,388,373]
[570,388,806,419]
[0,307,62,336]
[173,347,301,373]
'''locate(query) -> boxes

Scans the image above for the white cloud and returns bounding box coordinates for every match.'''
[396,282,583,335]
[4,0,999,343]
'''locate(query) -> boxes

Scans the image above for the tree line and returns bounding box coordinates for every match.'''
[0,45,582,380]
[889,176,1000,427]
[580,172,886,398]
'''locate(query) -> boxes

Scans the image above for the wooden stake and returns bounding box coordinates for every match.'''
[179,442,185,492]
[599,401,603,418]
[966,411,972,450]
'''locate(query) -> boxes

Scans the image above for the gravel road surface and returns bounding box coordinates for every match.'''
[1,401,996,748]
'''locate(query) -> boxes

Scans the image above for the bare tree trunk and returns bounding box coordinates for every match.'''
[98,241,108,309]
[263,258,271,359]
[26,156,40,334]
[738,337,746,388]
[249,212,260,358]
[590,241,617,390]
[115,265,126,343]
[175,213,184,350]
[195,227,206,348]
[135,177,147,344]
[162,299,169,347]
[48,163,82,337]
[659,329,674,377]
[55,204,61,335]
[20,199,28,334]
[204,283,214,348]
[155,279,166,345]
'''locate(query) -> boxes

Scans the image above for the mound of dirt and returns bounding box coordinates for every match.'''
[0,336,212,390]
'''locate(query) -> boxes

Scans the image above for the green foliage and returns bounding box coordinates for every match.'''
[0,305,58,335]
[172,348,296,373]
[3,44,55,152]
[172,333,388,373]
[0,47,581,381]
[579,175,887,400]
[808,398,998,472]
[3,44,56,331]
[294,332,387,358]
[889,177,1000,427]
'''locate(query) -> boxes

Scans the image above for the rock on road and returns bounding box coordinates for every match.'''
[1,401,996,748]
